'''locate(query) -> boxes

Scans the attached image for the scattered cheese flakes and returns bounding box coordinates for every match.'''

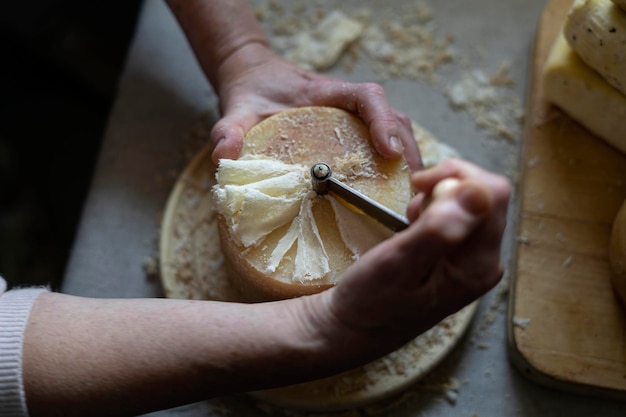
[526,156,541,168]
[445,67,524,141]
[516,232,530,245]
[255,0,525,144]
[142,256,159,279]
[512,317,532,329]
[562,254,574,268]
[282,11,364,70]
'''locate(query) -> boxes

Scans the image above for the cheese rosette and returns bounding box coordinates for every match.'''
[213,156,392,286]
[212,106,412,302]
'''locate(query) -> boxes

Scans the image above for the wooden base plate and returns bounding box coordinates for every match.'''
[508,0,626,400]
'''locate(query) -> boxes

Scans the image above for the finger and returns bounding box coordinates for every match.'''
[386,182,494,286]
[411,158,478,193]
[408,178,461,220]
[401,183,496,305]
[427,181,508,298]
[310,81,406,160]
[349,182,493,307]
[408,180,493,244]
[209,109,263,163]
[411,158,510,204]
[392,109,424,172]
[407,161,508,227]
[327,181,496,332]
[432,213,506,303]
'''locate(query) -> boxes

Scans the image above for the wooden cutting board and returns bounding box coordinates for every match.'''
[508,0,626,399]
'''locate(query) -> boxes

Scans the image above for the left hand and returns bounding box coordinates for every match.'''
[209,42,423,171]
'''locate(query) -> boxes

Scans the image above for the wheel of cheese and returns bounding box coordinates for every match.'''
[213,106,412,302]
[610,198,626,306]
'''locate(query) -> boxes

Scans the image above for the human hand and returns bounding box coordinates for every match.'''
[300,158,510,357]
[209,43,423,171]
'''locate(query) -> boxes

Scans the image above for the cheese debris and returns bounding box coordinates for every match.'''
[564,0,626,96]
[542,34,626,154]
[254,1,523,144]
[413,122,460,167]
[445,66,523,141]
[279,10,363,70]
[213,157,392,282]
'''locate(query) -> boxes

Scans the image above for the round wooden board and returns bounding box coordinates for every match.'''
[159,132,476,412]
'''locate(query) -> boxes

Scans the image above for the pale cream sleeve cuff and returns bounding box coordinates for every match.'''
[0,278,48,417]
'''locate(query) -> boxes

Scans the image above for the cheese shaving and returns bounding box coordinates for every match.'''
[213,157,396,281]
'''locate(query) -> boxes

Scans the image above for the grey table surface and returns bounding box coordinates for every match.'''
[62,0,625,416]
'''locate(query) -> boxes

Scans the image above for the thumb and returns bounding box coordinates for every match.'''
[210,109,263,163]
[406,180,493,248]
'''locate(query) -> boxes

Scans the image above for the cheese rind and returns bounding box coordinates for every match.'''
[215,107,412,301]
[542,34,626,155]
[564,0,626,96]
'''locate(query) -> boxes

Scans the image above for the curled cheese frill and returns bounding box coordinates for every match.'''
[213,157,392,282]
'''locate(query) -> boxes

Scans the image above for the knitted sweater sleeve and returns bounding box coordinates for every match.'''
[0,278,48,417]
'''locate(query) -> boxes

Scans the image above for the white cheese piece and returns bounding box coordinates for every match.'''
[213,158,309,247]
[328,197,392,260]
[265,197,331,281]
[542,34,626,155]
[564,0,626,96]
[213,157,394,282]
[284,11,363,70]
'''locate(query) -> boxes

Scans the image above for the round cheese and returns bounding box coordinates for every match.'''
[213,106,411,301]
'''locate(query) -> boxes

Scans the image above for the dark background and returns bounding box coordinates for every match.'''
[0,0,142,289]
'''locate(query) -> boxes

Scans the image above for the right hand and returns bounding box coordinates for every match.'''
[301,158,510,358]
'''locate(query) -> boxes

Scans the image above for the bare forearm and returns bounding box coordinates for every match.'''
[23,292,358,417]
[166,0,270,90]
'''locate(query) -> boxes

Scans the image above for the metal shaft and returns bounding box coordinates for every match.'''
[310,163,409,232]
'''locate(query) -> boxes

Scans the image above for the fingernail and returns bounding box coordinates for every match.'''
[212,136,225,149]
[389,136,403,155]
[211,137,226,163]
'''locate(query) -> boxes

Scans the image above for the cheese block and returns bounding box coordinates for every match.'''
[564,0,626,96]
[542,34,626,154]
[213,107,412,302]
[612,0,626,12]
[610,199,626,306]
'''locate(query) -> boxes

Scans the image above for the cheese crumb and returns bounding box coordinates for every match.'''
[512,317,532,329]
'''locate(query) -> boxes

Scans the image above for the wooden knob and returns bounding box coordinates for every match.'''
[420,178,461,212]
[432,178,461,199]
